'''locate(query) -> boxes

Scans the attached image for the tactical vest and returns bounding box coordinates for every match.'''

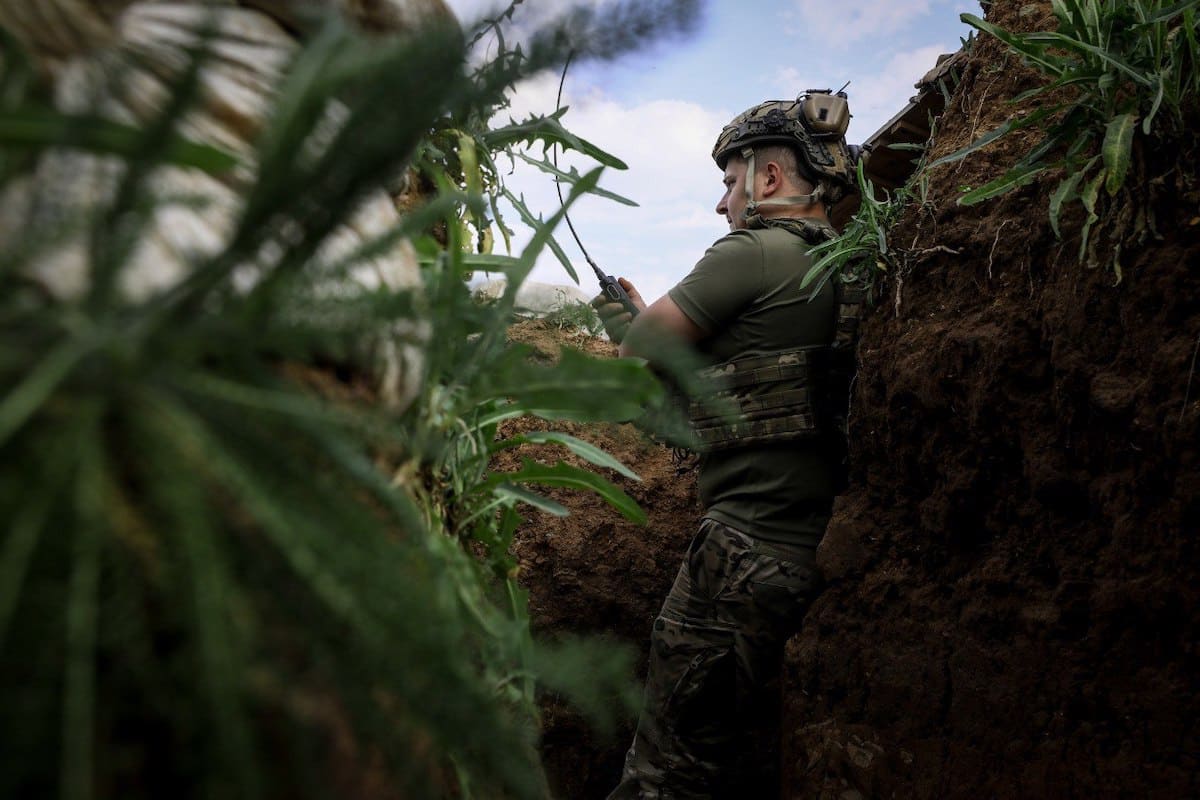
[686,218,866,453]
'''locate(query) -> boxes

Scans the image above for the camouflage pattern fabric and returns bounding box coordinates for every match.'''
[682,216,853,453]
[609,519,822,799]
[710,97,856,206]
[688,347,822,452]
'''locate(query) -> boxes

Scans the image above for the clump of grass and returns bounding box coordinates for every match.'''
[543,297,604,336]
[931,0,1200,280]
[801,158,907,296]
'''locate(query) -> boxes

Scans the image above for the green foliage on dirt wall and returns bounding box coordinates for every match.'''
[799,159,906,298]
[934,0,1200,278]
[0,3,697,798]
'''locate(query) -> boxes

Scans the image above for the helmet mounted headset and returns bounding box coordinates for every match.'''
[712,89,856,221]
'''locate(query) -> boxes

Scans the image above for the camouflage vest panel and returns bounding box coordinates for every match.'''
[689,347,822,450]
[688,218,866,452]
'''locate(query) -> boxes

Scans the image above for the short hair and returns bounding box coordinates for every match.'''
[752,144,812,188]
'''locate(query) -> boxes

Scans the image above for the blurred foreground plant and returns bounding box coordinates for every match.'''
[0,2,697,798]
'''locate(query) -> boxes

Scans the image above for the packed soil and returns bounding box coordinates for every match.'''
[504,2,1200,797]
[782,1,1200,797]
[495,320,701,798]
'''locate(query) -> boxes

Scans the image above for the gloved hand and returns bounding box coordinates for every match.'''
[590,277,645,344]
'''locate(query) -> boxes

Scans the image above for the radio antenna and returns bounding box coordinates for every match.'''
[550,52,639,315]
[553,52,601,277]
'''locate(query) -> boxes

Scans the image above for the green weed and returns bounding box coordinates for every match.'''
[801,158,909,296]
[0,3,694,798]
[932,0,1200,279]
[543,298,606,336]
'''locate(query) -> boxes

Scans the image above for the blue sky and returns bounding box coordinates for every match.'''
[443,0,978,303]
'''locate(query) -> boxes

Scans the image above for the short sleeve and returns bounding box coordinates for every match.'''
[667,231,763,333]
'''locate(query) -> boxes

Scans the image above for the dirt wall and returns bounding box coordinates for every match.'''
[783,2,1200,797]
[496,321,701,798]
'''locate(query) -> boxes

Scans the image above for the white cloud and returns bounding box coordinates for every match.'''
[758,43,949,145]
[765,67,846,104]
[785,0,935,45]
[771,67,804,97]
[483,79,733,302]
[493,71,564,122]
[843,44,949,140]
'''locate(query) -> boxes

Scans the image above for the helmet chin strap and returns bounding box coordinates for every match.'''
[740,146,823,221]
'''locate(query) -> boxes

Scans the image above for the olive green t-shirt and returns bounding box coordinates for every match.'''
[667,223,839,545]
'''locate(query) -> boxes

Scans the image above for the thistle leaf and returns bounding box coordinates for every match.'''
[490,459,646,524]
[959,165,1048,205]
[493,348,660,422]
[0,110,237,173]
[501,187,581,284]
[1048,157,1092,239]
[492,484,570,517]
[1078,169,1105,263]
[62,420,104,800]
[927,117,1014,169]
[1102,112,1137,195]
[496,430,641,480]
[482,111,629,169]
[515,152,638,207]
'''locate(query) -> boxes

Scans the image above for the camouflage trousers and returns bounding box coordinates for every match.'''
[608,518,822,800]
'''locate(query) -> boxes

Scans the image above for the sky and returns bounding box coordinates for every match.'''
[442,0,979,304]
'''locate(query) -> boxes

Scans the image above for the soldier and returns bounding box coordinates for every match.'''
[594,92,863,798]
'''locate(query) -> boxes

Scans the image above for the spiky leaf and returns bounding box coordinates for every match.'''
[1102,112,1137,195]
[489,459,646,524]
[495,430,641,480]
[959,164,1048,205]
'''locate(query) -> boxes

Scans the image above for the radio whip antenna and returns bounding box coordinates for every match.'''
[553,52,598,272]
[552,52,638,315]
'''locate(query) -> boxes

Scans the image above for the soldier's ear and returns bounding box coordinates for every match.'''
[762,161,783,194]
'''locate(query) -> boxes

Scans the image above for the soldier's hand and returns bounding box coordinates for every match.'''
[590,277,645,345]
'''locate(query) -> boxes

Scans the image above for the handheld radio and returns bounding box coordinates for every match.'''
[591,261,640,318]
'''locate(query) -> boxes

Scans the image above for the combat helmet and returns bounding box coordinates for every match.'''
[712,90,858,218]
